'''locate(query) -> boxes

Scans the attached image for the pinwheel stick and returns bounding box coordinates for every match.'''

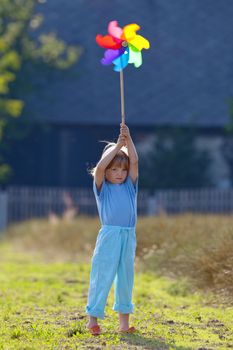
[120,70,125,125]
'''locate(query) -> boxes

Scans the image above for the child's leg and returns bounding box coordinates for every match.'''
[86,226,122,320]
[88,315,98,327]
[119,313,129,330]
[113,228,137,326]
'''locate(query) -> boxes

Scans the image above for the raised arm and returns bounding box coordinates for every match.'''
[120,123,138,183]
[94,135,126,189]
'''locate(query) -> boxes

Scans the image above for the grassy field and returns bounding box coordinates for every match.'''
[1,214,233,349]
[6,214,233,298]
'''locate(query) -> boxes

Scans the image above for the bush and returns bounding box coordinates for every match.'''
[140,128,212,190]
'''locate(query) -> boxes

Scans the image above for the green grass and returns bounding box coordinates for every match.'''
[5,215,233,298]
[0,242,233,350]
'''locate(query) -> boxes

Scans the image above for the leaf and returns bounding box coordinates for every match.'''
[0,99,24,117]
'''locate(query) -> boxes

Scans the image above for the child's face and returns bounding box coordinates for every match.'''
[105,164,128,184]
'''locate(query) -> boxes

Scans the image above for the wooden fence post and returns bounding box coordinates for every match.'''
[147,195,157,215]
[0,190,8,232]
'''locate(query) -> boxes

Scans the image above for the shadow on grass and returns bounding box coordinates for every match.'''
[118,332,192,350]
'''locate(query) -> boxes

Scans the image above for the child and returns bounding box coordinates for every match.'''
[86,123,138,335]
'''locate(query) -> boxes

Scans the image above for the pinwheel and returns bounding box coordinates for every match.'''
[96,21,150,124]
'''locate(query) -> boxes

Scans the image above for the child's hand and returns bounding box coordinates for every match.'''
[120,123,131,139]
[117,134,126,148]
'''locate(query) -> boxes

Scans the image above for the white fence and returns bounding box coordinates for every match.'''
[155,189,233,214]
[1,186,233,231]
[4,186,149,225]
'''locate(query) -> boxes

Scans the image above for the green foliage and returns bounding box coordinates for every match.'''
[0,163,12,184]
[24,32,80,69]
[222,100,233,186]
[0,99,23,117]
[140,128,212,190]
[225,99,233,134]
[221,137,233,186]
[0,0,82,185]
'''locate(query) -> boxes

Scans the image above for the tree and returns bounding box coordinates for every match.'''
[0,0,82,185]
[0,9,23,183]
[140,128,212,191]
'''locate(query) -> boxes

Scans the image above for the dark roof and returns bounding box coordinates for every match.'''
[24,0,233,128]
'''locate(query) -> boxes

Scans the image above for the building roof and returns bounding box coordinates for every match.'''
[24,0,233,128]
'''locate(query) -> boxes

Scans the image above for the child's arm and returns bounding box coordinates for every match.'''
[95,134,126,189]
[120,124,138,183]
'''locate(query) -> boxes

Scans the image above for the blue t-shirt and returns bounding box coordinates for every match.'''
[93,176,138,227]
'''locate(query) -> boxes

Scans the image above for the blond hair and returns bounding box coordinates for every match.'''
[90,142,129,177]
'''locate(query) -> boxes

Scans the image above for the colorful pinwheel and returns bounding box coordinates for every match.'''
[95,21,150,124]
[96,21,150,72]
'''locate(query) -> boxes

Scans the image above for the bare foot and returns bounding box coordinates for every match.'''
[87,316,98,329]
[119,326,136,333]
[119,313,129,331]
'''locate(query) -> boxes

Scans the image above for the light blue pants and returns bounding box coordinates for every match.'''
[86,225,137,319]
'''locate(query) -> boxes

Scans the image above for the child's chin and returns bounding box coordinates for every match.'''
[115,179,125,184]
[108,178,125,184]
